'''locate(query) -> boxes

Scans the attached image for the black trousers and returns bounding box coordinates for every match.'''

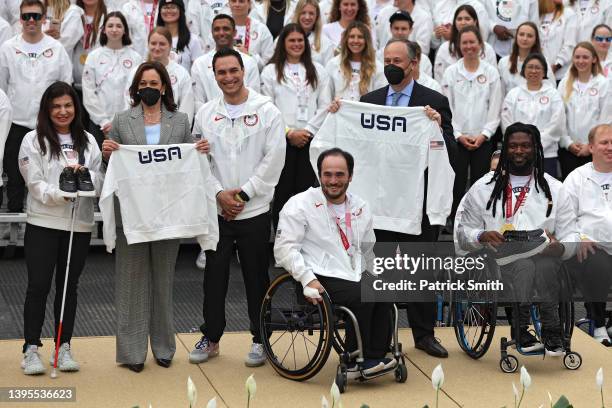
[4,123,32,212]
[201,213,271,344]
[566,249,612,327]
[23,223,91,352]
[87,119,105,150]
[317,275,392,359]
[452,141,493,217]
[272,141,318,228]
[374,218,439,343]
[558,148,591,180]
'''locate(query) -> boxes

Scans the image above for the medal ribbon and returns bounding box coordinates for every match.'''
[504,175,532,224]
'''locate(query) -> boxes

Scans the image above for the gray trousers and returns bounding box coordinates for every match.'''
[115,228,180,364]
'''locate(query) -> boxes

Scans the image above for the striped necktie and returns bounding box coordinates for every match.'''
[391,91,402,106]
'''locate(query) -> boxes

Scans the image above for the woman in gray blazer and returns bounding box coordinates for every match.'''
[101,61,208,372]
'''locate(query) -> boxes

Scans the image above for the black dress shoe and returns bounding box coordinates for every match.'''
[125,363,144,372]
[415,336,448,358]
[155,358,172,368]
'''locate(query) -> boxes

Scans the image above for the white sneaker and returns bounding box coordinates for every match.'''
[189,336,219,364]
[607,325,612,339]
[21,345,45,375]
[195,250,207,270]
[594,326,612,345]
[49,343,80,372]
[245,343,266,367]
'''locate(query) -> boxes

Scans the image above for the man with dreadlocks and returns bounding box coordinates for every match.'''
[456,122,574,356]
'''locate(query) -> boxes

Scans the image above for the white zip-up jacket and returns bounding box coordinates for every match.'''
[72,17,104,89]
[275,188,376,286]
[122,0,159,57]
[557,74,611,147]
[375,4,433,54]
[484,0,539,57]
[501,83,567,158]
[18,131,102,233]
[539,8,578,80]
[0,88,12,188]
[497,56,556,96]
[311,100,455,234]
[556,162,612,257]
[417,74,442,93]
[455,171,574,254]
[192,89,286,220]
[186,0,215,53]
[308,31,335,66]
[566,0,612,42]
[42,5,84,60]
[235,18,274,70]
[431,0,490,50]
[441,59,503,139]
[125,61,195,123]
[261,61,331,130]
[82,46,143,128]
[191,48,260,113]
[0,16,13,47]
[0,34,73,129]
[324,56,386,100]
[433,40,497,81]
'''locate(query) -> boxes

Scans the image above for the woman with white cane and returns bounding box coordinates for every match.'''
[18,81,102,376]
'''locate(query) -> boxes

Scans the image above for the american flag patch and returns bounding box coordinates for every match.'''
[430,141,444,150]
[18,156,29,166]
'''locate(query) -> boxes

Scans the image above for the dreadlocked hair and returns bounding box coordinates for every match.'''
[485,122,553,218]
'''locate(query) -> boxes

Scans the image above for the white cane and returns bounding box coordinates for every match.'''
[51,197,78,379]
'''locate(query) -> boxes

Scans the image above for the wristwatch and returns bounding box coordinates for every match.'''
[235,191,250,202]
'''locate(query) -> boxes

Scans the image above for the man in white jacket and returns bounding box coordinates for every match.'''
[557,124,612,346]
[189,47,286,367]
[275,148,396,375]
[0,0,72,214]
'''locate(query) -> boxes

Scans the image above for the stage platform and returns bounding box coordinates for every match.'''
[0,328,609,407]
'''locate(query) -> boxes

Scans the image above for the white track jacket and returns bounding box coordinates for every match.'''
[310,100,455,235]
[0,34,73,129]
[192,89,286,220]
[275,187,375,286]
[324,56,386,101]
[375,4,433,54]
[0,89,11,189]
[100,143,219,252]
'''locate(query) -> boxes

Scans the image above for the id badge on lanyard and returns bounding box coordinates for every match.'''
[290,69,309,123]
[328,200,360,271]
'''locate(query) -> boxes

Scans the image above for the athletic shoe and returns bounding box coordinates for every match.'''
[346,359,386,380]
[495,229,549,266]
[518,328,544,352]
[195,251,207,270]
[76,167,95,197]
[188,336,219,364]
[593,326,612,346]
[59,168,77,198]
[21,345,45,375]
[544,336,564,357]
[49,343,80,371]
[245,343,266,367]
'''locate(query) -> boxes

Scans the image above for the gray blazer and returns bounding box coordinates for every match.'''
[107,105,194,226]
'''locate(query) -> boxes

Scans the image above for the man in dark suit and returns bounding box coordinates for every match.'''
[360,39,456,358]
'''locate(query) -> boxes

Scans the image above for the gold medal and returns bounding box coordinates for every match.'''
[500,223,515,233]
[79,53,88,65]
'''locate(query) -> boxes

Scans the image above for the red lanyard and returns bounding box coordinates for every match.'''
[141,0,158,35]
[244,18,251,52]
[329,201,352,251]
[83,22,93,50]
[504,175,532,222]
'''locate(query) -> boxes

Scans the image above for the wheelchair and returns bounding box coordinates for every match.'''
[259,273,408,393]
[450,249,582,372]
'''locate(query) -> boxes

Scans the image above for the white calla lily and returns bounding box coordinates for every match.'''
[331,381,341,404]
[187,376,197,408]
[321,395,330,408]
[596,367,604,390]
[207,397,217,408]
[520,366,531,389]
[245,374,257,399]
[512,382,519,400]
[431,364,444,390]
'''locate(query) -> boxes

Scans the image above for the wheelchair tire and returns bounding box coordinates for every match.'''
[563,352,582,370]
[452,300,497,359]
[259,273,334,382]
[336,365,348,393]
[395,363,408,383]
[499,355,519,373]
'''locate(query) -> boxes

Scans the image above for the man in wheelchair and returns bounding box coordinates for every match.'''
[274,148,397,378]
[455,123,574,356]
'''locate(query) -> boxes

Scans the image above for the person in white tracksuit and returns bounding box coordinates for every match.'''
[121,0,159,57]
[291,0,335,65]
[36,0,84,60]
[565,0,612,42]
[191,14,259,113]
[498,22,557,96]
[322,0,375,49]
[441,26,503,217]
[484,0,539,57]
[156,0,204,71]
[431,0,490,52]
[125,27,195,122]
[82,11,143,146]
[0,15,14,47]
[557,41,611,178]
[186,0,220,53]
[591,23,612,76]
[229,0,274,69]
[539,0,578,81]
[556,124,612,346]
[375,0,432,55]
[0,89,12,210]
[501,53,567,178]
[0,0,73,214]
[325,21,385,100]
[261,23,331,228]
[433,4,497,81]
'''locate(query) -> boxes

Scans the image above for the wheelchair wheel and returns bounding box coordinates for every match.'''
[499,355,519,373]
[453,300,497,359]
[336,365,348,393]
[395,363,408,383]
[260,273,334,381]
[563,352,582,370]
[332,317,347,355]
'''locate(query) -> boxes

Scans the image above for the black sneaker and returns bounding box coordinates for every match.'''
[76,167,95,197]
[494,229,549,266]
[518,328,543,352]
[59,167,77,198]
[544,335,564,357]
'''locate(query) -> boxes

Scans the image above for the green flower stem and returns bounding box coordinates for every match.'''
[517,389,525,408]
[435,389,439,408]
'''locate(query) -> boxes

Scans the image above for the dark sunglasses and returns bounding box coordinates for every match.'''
[21,12,43,21]
[594,35,612,42]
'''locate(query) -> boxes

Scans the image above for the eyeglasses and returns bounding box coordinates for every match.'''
[593,35,612,43]
[21,12,43,21]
